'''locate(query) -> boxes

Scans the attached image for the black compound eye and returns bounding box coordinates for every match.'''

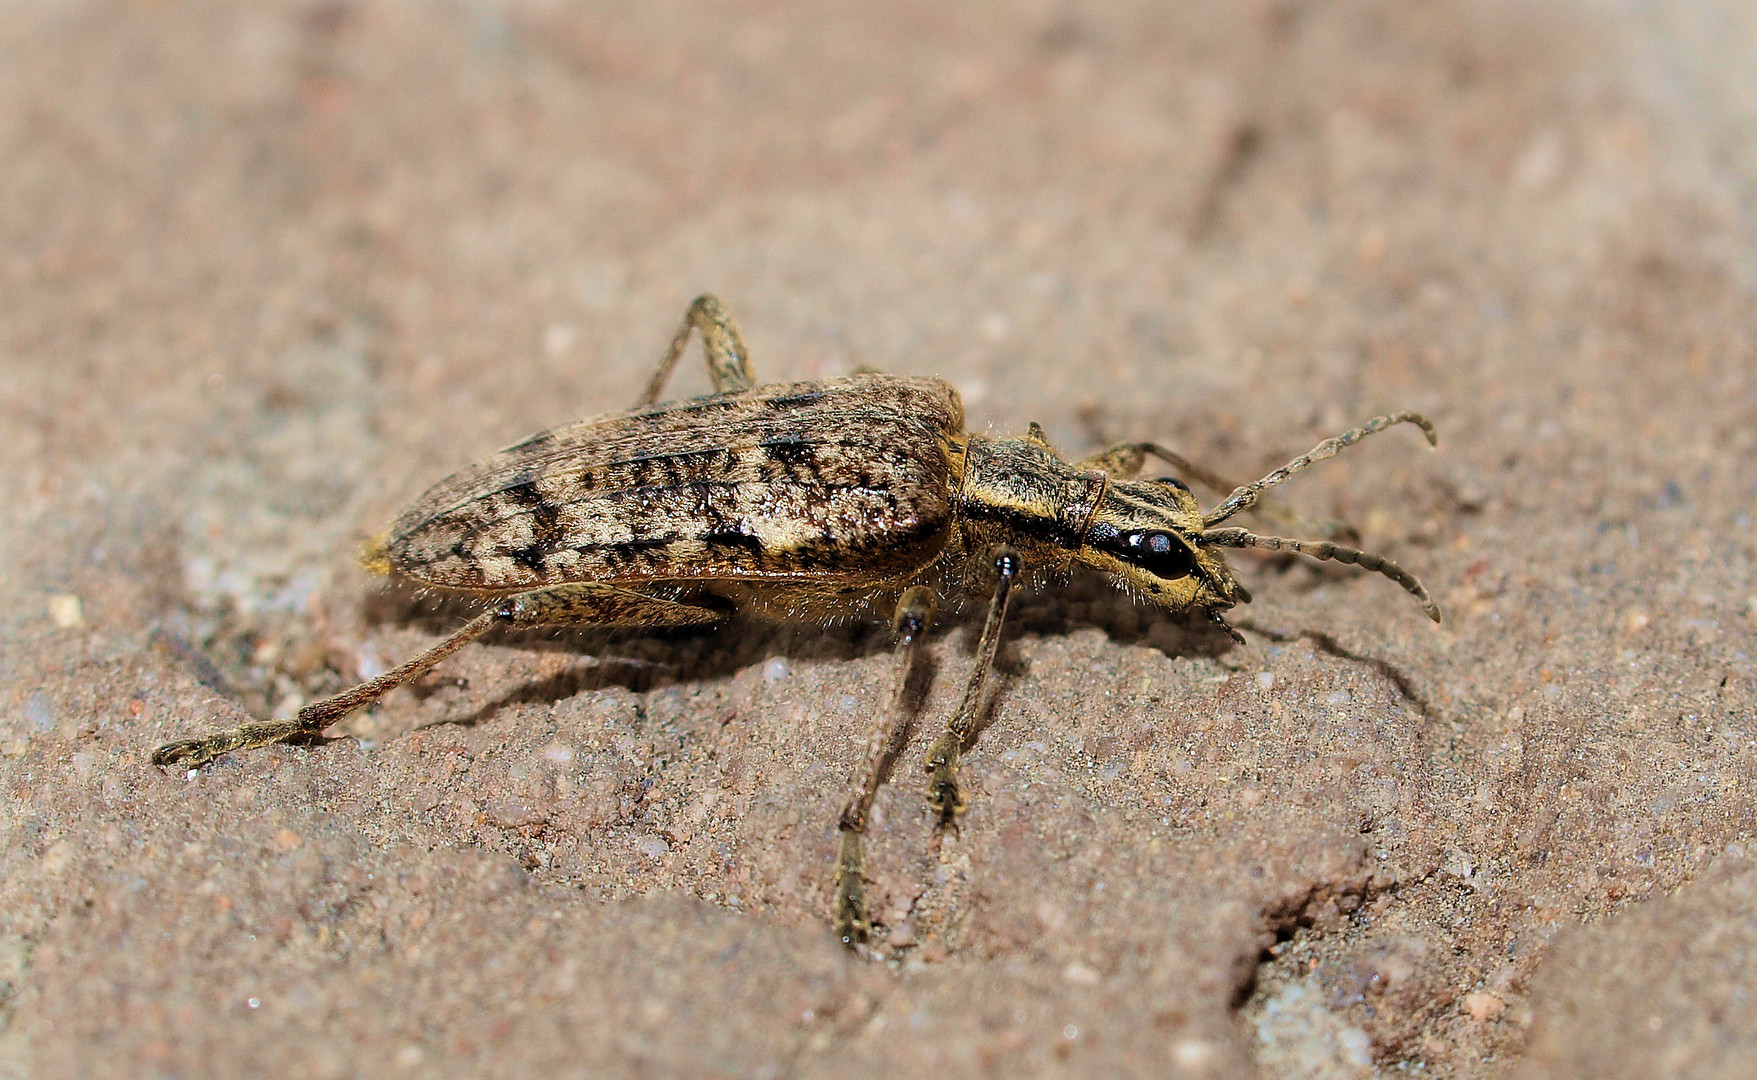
[1152,475,1191,493]
[1108,529,1196,581]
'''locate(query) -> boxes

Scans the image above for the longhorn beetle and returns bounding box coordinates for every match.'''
[155,294,1441,946]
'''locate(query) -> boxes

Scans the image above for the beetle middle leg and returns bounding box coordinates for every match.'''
[637,293,756,405]
[924,548,1022,827]
[834,585,935,946]
[152,584,727,769]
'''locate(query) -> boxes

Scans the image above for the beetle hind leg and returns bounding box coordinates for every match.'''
[152,608,503,769]
[638,294,756,405]
[152,584,729,770]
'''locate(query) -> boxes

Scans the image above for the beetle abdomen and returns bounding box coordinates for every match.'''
[387,375,965,592]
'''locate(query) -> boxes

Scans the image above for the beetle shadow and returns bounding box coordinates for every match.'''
[362,582,917,729]
[1004,567,1241,661]
[358,568,1238,730]
[935,568,1240,753]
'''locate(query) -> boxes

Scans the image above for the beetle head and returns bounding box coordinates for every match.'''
[1075,476,1247,613]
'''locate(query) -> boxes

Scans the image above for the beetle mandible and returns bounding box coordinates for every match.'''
[154,294,1440,945]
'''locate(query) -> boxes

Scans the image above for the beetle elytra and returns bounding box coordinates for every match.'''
[154,294,1440,946]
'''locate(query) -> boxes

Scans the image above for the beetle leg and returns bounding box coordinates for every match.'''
[1078,441,1242,495]
[637,293,756,405]
[152,585,728,769]
[151,609,502,769]
[834,586,936,947]
[924,549,1021,828]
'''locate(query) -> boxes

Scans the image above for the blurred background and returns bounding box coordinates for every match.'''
[3,2,1755,1077]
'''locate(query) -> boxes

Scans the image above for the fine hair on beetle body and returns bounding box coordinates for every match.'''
[155,294,1442,948]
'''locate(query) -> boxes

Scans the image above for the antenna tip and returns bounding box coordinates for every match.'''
[1404,412,1439,448]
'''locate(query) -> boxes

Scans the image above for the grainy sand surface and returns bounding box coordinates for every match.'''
[3,2,1754,1077]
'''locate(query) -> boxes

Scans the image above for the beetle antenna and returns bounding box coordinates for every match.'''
[1202,412,1436,527]
[1203,527,1441,622]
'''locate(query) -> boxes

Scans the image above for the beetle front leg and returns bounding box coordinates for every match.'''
[1078,441,1243,494]
[637,293,756,405]
[834,586,936,947]
[924,549,1021,827]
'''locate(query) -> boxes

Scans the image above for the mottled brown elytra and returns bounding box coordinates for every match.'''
[154,294,1441,946]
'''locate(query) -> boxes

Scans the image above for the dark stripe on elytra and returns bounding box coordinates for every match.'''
[609,447,730,489]
[759,436,816,469]
[763,389,826,410]
[530,500,564,547]
[509,542,548,571]
[630,395,745,419]
[503,478,544,505]
[606,445,737,470]
[442,478,565,555]
[588,535,676,575]
[424,452,732,547]
[602,537,673,559]
[700,529,766,556]
[503,477,567,547]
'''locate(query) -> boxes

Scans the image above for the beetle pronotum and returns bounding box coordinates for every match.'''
[156,295,1439,945]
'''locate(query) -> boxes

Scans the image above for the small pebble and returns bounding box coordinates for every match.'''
[48,594,83,628]
[1171,1039,1216,1071]
[25,692,54,733]
[1463,991,1505,1021]
[355,643,388,681]
[1062,961,1100,985]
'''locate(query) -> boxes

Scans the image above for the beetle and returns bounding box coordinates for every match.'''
[154,294,1440,946]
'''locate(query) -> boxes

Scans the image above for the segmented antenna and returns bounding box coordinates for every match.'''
[1203,527,1441,622]
[1202,412,1437,527]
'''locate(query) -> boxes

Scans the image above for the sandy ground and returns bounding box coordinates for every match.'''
[3,1,1755,1077]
